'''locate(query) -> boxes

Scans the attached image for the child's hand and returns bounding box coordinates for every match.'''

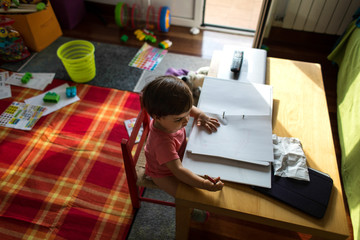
[202,177,224,192]
[196,113,220,133]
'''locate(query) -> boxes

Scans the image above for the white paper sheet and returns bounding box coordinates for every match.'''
[198,77,272,116]
[0,72,11,100]
[187,115,274,165]
[25,83,80,116]
[183,151,271,188]
[6,72,55,91]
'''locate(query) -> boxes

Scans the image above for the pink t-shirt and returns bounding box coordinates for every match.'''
[144,119,187,178]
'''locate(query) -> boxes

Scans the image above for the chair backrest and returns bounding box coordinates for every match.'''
[121,108,175,208]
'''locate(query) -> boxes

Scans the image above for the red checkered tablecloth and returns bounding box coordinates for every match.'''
[0,79,140,240]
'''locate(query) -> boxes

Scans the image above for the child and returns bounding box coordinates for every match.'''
[141,75,224,198]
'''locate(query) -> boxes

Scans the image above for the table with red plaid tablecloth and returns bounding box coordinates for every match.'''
[0,79,140,240]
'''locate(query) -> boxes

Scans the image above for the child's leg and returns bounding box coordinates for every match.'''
[153,176,210,223]
[152,175,180,197]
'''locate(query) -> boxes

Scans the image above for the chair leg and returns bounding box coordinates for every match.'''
[127,179,141,209]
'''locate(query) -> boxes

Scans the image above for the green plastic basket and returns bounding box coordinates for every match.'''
[57,40,96,83]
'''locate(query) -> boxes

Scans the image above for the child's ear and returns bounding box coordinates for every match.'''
[152,114,160,120]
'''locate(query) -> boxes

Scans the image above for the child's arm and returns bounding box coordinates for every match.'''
[190,106,220,133]
[166,158,224,191]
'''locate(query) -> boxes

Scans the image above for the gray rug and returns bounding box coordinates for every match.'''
[127,189,175,240]
[133,53,211,92]
[6,36,144,92]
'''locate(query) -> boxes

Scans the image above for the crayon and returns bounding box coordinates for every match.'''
[204,175,218,184]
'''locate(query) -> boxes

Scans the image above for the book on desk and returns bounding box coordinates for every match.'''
[183,76,274,188]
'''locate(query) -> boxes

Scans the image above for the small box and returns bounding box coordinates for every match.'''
[0,2,62,52]
[51,0,86,30]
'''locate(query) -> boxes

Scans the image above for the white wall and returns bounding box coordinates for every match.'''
[270,0,360,35]
[85,0,202,27]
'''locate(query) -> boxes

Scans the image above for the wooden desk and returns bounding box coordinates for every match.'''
[175,56,350,239]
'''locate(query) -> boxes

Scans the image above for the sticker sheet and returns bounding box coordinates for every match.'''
[124,118,143,143]
[0,102,46,130]
[129,43,167,71]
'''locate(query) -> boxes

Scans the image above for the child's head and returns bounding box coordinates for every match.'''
[141,75,193,118]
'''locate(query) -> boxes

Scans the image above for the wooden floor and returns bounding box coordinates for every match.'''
[63,4,353,240]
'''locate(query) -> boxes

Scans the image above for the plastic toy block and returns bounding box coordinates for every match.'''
[159,40,172,49]
[66,86,77,98]
[120,34,128,42]
[43,92,60,103]
[21,72,32,84]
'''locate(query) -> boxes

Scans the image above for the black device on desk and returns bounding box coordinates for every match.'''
[252,167,333,219]
[231,50,244,73]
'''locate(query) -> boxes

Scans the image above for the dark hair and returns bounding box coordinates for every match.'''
[141,75,193,118]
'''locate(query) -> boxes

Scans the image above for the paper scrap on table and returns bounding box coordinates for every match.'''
[25,83,80,116]
[0,72,11,100]
[6,72,55,91]
[272,134,310,181]
[0,101,46,130]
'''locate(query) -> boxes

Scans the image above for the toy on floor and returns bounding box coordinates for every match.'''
[115,2,171,32]
[43,92,60,103]
[159,39,172,49]
[120,34,128,42]
[134,29,156,43]
[66,86,76,98]
[21,72,32,84]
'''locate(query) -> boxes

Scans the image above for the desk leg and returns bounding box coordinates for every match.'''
[176,204,192,240]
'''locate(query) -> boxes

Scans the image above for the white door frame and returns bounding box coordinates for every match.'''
[171,0,204,27]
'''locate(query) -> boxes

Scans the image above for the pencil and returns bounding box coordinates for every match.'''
[204,175,218,184]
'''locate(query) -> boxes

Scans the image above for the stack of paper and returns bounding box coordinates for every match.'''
[183,77,274,188]
[6,72,55,91]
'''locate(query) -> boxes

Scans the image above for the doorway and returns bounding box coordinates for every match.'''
[203,0,264,33]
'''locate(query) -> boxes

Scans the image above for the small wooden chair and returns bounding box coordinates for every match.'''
[121,108,175,209]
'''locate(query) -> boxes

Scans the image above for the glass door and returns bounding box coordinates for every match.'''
[202,0,264,33]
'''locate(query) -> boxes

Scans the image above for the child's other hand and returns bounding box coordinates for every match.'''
[196,113,220,133]
[203,177,224,191]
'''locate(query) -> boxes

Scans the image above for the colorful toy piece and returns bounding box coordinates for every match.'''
[120,34,128,42]
[158,6,171,32]
[159,40,172,49]
[66,86,76,98]
[43,92,60,103]
[134,29,156,43]
[115,2,129,28]
[21,72,32,84]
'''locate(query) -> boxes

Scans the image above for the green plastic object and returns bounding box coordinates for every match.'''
[43,92,60,103]
[36,2,46,11]
[21,72,32,84]
[120,34,128,42]
[115,2,129,27]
